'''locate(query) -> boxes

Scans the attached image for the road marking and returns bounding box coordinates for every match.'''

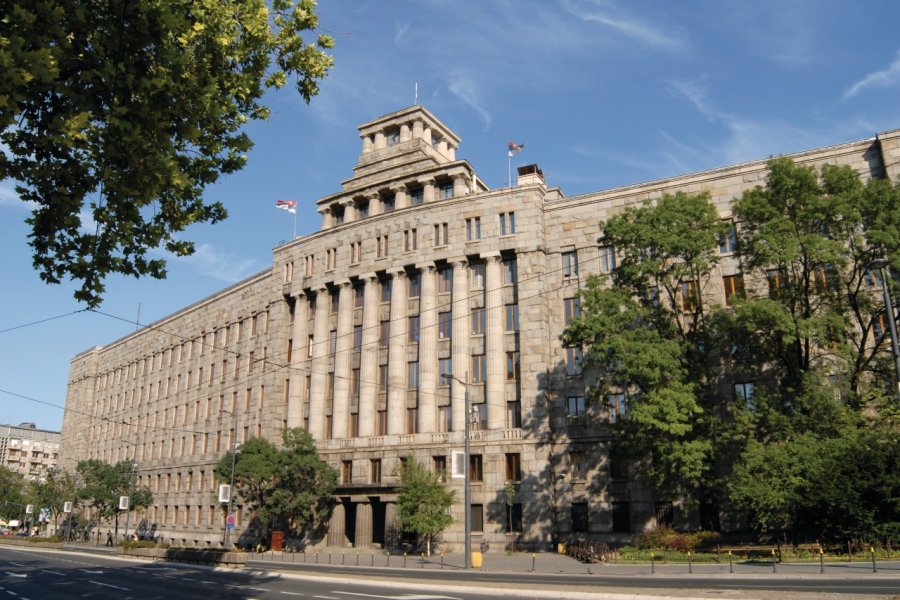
[89,580,130,591]
[79,569,104,574]
[312,596,339,599]
[334,594,462,600]
[41,570,65,576]
[6,563,24,568]
[201,580,216,584]
[3,574,25,579]
[246,587,272,592]
[280,593,305,597]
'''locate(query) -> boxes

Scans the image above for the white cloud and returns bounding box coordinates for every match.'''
[176,242,263,283]
[843,50,900,100]
[447,69,491,130]
[394,21,409,45]
[563,0,686,52]
[0,183,24,207]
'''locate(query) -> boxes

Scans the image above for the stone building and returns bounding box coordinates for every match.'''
[1,422,60,482]
[60,105,900,550]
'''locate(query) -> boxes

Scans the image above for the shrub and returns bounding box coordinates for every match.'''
[633,527,720,552]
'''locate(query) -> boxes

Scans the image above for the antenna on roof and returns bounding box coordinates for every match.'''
[415,81,418,105]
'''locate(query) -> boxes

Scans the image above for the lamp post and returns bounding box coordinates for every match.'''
[871,259,900,402]
[221,409,240,549]
[122,462,137,542]
[441,371,473,570]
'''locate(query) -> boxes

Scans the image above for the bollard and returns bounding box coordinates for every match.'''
[771,549,777,573]
[688,550,692,574]
[531,553,536,573]
[328,551,332,564]
[342,553,346,565]
[404,552,407,568]
[870,547,877,573]
[371,552,374,566]
[819,548,824,574]
[316,550,319,564]
[292,551,295,563]
[651,553,655,574]
[421,552,425,568]
[387,553,390,567]
[441,552,444,569]
[728,550,733,574]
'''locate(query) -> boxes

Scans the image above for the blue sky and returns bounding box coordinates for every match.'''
[2,0,900,432]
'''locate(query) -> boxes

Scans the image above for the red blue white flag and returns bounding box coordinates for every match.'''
[276,199,297,214]
[507,141,525,157]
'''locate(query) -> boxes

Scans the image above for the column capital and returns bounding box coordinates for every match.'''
[418,176,436,185]
[317,205,331,216]
[481,251,503,262]
[312,284,328,293]
[292,290,308,300]
[389,184,406,194]
[448,256,468,267]
[415,261,436,272]
[360,272,379,282]
[335,278,352,288]
[387,267,407,278]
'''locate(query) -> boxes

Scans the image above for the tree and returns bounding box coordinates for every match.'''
[76,460,151,539]
[215,428,336,540]
[1,0,334,306]
[396,459,454,556]
[27,468,78,535]
[0,466,26,521]
[564,192,727,517]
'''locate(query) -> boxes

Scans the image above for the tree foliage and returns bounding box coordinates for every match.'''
[396,459,454,555]
[75,460,152,521]
[27,468,78,528]
[566,163,900,542]
[0,0,334,306]
[214,428,337,538]
[0,466,26,520]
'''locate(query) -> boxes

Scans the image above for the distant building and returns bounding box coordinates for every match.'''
[60,105,900,550]
[0,422,60,481]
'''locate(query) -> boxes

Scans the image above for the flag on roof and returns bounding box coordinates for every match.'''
[276,199,297,214]
[507,141,525,157]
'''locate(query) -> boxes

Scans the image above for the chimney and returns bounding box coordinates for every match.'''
[517,164,545,187]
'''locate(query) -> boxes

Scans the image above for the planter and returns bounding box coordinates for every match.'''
[120,546,246,567]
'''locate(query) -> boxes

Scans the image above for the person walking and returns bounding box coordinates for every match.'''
[105,530,113,547]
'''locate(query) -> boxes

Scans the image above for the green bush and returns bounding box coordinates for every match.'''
[633,527,720,551]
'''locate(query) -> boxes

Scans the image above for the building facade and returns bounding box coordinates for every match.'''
[1,422,60,482]
[60,106,900,550]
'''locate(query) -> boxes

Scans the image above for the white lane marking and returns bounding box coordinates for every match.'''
[335,594,462,600]
[90,580,130,591]
[6,563,24,567]
[312,596,339,599]
[3,574,25,579]
[201,580,216,584]
[41,570,65,576]
[246,587,272,592]
[280,593,305,597]
[78,569,104,574]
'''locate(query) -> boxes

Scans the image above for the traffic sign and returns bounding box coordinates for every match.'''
[225,514,236,529]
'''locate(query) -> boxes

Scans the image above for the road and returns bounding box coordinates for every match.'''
[2,545,898,599]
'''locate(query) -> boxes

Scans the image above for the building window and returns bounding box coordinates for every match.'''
[864,269,884,288]
[570,450,587,480]
[470,263,485,289]
[350,241,362,264]
[437,268,453,293]
[612,502,631,533]
[370,459,382,484]
[354,285,365,308]
[564,297,581,325]
[505,453,521,481]
[326,248,337,270]
[506,401,521,429]
[439,357,453,382]
[562,250,578,277]
[406,408,417,434]
[471,307,486,335]
[438,311,452,339]
[465,217,481,241]
[376,410,387,435]
[723,274,745,306]
[680,280,698,312]
[565,347,583,375]
[474,404,487,432]
[433,455,447,480]
[567,396,586,421]
[329,330,337,354]
[408,361,420,388]
[404,228,417,252]
[503,258,517,285]
[572,502,589,533]
[381,279,392,302]
[409,187,424,206]
[379,320,390,347]
[438,182,454,200]
[434,223,449,247]
[349,412,359,437]
[599,246,616,273]
[471,354,487,383]
[719,222,737,254]
[376,235,388,258]
[341,460,352,484]
[351,368,360,397]
[608,393,627,423]
[469,454,483,482]
[378,365,388,390]
[505,304,519,332]
[438,406,452,433]
[304,255,314,276]
[408,271,421,298]
[408,315,421,343]
[357,200,369,219]
[506,503,523,533]
[471,504,484,532]
[734,382,756,411]
[382,193,395,213]
[766,269,784,298]
[506,351,520,380]
[499,211,516,235]
[386,128,400,146]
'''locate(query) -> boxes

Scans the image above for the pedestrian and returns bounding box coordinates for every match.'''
[105,530,113,547]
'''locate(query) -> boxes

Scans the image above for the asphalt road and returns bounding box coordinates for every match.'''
[2,546,898,600]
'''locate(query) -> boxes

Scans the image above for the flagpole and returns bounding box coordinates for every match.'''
[508,151,512,188]
[293,209,297,239]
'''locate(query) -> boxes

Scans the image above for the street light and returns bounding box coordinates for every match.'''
[121,440,138,543]
[221,409,240,549]
[871,259,900,403]
[441,371,474,570]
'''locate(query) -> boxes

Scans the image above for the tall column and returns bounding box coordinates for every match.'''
[319,207,333,230]
[342,200,356,223]
[453,174,468,198]
[387,269,408,435]
[412,119,423,140]
[354,501,373,549]
[308,287,330,439]
[374,131,386,150]
[484,253,505,430]
[332,280,353,439]
[418,263,438,432]
[327,502,347,547]
[393,185,408,210]
[400,123,411,142]
[367,193,381,217]
[450,259,470,432]
[422,178,436,203]
[286,292,309,429]
[358,274,380,438]
[362,135,373,154]
[384,502,398,550]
